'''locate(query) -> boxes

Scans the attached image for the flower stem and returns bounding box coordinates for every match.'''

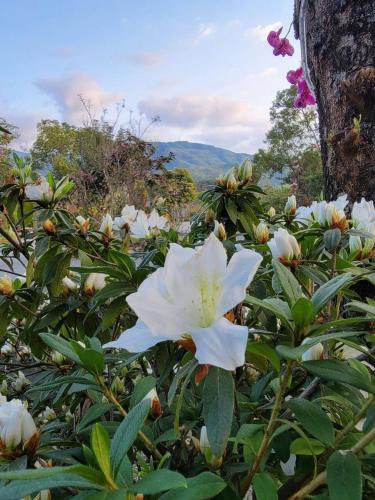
[241,361,293,497]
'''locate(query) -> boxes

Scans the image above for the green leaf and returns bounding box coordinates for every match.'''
[245,295,293,332]
[71,341,105,375]
[159,472,227,500]
[203,367,234,457]
[324,228,342,251]
[302,360,375,394]
[247,343,280,372]
[91,423,113,485]
[129,375,156,408]
[77,403,113,433]
[167,360,196,406]
[290,437,325,455]
[277,331,363,360]
[39,332,81,364]
[291,297,315,329]
[327,451,362,500]
[311,274,352,314]
[110,399,150,477]
[273,260,302,306]
[253,472,278,500]
[225,198,238,224]
[129,470,187,494]
[285,399,334,445]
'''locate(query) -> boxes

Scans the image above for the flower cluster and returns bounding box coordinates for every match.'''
[267,27,294,57]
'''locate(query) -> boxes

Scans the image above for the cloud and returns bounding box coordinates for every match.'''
[244,21,282,41]
[0,107,45,151]
[34,73,121,123]
[139,93,257,128]
[194,23,217,43]
[139,93,268,152]
[123,51,162,66]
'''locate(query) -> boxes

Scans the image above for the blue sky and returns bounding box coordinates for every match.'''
[1,0,299,152]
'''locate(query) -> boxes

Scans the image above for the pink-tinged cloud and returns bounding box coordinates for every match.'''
[138,93,257,128]
[35,73,121,123]
[244,21,282,41]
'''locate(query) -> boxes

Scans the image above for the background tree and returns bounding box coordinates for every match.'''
[0,118,18,184]
[294,0,375,202]
[253,85,322,203]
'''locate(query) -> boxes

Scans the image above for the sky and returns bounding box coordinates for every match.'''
[1,0,300,153]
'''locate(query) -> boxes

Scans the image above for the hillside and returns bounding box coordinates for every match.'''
[154,141,252,182]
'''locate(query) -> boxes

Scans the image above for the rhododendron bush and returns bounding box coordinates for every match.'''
[0,155,374,500]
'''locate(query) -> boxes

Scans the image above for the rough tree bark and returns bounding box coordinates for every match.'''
[294,0,375,202]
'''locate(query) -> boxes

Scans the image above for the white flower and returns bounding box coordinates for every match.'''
[104,234,262,370]
[84,273,107,296]
[0,276,15,296]
[25,178,53,203]
[0,398,37,448]
[268,228,301,262]
[352,198,375,227]
[280,454,296,476]
[1,342,14,356]
[267,206,276,218]
[12,371,30,392]
[99,214,113,240]
[284,195,296,216]
[301,339,324,361]
[130,210,150,239]
[148,209,168,232]
[177,221,191,235]
[349,222,375,257]
[114,205,138,230]
[295,205,314,224]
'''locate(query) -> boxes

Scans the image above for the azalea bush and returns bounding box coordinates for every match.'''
[0,155,374,500]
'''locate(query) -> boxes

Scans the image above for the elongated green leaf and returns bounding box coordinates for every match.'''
[39,332,81,364]
[290,437,325,455]
[247,343,280,372]
[253,472,278,500]
[129,470,187,494]
[277,331,363,360]
[159,472,227,500]
[285,399,334,445]
[129,375,156,408]
[291,297,315,328]
[273,260,302,306]
[91,423,112,484]
[203,367,234,457]
[245,295,293,332]
[110,399,151,477]
[327,451,362,500]
[302,360,375,394]
[77,404,113,433]
[311,274,352,314]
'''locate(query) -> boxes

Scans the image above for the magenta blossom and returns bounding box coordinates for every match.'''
[287,67,303,85]
[267,27,294,57]
[294,80,316,108]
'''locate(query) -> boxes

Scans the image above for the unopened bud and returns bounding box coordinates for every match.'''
[284,195,296,217]
[111,376,125,394]
[205,209,216,224]
[75,215,90,235]
[51,350,65,365]
[0,276,15,296]
[226,172,238,192]
[254,221,269,244]
[301,339,324,361]
[268,206,276,218]
[42,219,56,235]
[214,221,227,241]
[199,426,222,467]
[142,388,162,417]
[237,159,252,183]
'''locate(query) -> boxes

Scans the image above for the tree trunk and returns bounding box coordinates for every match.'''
[294,0,375,202]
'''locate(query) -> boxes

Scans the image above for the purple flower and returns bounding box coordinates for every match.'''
[294,80,316,108]
[287,67,303,85]
[267,27,294,57]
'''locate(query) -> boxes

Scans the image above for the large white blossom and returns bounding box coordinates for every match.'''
[351,198,375,227]
[104,234,262,370]
[0,398,37,448]
[25,178,53,203]
[130,209,169,239]
[113,205,138,230]
[296,195,348,227]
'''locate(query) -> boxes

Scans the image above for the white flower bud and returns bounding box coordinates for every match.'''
[301,340,324,361]
[284,195,296,216]
[0,399,37,449]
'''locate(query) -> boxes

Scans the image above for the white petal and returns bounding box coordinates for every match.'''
[103,320,169,352]
[191,317,248,370]
[218,249,262,315]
